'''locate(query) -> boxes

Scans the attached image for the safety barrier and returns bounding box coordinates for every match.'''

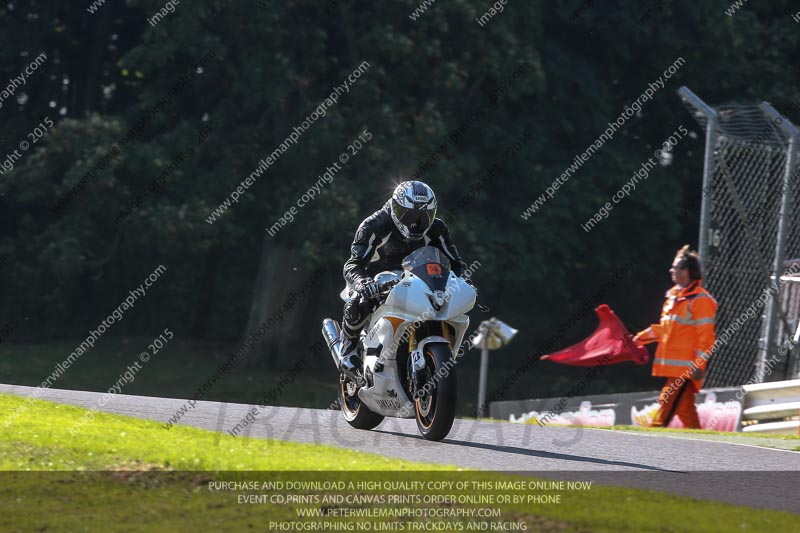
[741,379,800,434]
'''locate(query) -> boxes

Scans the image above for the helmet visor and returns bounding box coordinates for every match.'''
[392,203,436,237]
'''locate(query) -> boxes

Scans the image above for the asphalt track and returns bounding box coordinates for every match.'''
[2,384,799,515]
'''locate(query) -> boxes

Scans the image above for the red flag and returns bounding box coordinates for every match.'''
[540,304,650,366]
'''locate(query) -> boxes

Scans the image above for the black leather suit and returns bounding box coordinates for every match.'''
[341,203,466,340]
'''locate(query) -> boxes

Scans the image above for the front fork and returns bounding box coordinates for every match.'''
[408,322,451,395]
[408,326,424,393]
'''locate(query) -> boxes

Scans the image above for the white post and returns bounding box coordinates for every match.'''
[477,333,489,418]
[757,102,798,382]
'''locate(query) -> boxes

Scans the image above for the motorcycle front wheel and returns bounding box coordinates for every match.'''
[338,374,384,430]
[414,343,457,441]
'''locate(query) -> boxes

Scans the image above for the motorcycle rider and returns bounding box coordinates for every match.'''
[338,180,470,375]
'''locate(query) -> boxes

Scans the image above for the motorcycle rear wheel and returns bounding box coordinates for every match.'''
[414,343,457,441]
[339,374,384,430]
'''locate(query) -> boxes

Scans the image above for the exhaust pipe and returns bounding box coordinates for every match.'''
[321,318,342,367]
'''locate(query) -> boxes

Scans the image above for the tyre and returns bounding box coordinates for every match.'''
[338,374,384,430]
[414,343,457,441]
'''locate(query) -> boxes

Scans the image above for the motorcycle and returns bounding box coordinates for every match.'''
[321,246,476,441]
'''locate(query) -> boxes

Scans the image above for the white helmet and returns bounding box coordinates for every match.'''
[389,180,437,240]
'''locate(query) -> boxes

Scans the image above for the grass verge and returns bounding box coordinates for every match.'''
[595,424,800,440]
[1,394,799,532]
[571,424,800,451]
[0,337,665,418]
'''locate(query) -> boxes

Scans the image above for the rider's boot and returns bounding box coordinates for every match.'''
[338,330,362,379]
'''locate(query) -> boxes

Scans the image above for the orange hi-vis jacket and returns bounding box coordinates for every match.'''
[636,280,717,381]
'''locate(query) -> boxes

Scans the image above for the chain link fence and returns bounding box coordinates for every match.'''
[679,88,800,387]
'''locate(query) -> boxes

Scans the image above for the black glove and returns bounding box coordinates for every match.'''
[355,278,380,300]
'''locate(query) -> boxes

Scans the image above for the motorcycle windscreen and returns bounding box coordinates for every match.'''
[402,246,451,292]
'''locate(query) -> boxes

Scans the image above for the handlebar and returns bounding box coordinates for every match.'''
[368,279,399,303]
[378,279,400,292]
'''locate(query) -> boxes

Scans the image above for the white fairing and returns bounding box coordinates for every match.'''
[355,270,476,418]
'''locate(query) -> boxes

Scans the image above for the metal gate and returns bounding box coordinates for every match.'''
[678,87,800,386]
